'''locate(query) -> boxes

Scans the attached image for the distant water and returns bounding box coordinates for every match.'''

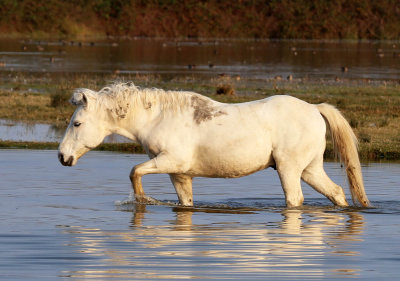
[0,38,400,80]
[0,150,399,280]
[0,119,129,143]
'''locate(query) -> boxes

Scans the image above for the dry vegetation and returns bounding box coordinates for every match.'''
[0,91,72,124]
[0,72,399,160]
[1,0,400,40]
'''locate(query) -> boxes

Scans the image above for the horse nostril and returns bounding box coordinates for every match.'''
[58,152,73,166]
[67,156,74,166]
[58,152,64,164]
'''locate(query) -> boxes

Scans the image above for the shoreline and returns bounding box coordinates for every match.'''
[0,72,399,161]
[0,141,144,154]
[0,140,399,162]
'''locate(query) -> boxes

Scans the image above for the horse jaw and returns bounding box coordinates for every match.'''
[74,146,91,163]
[58,141,91,167]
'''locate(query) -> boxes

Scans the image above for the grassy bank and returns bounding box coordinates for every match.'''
[1,0,400,40]
[0,71,399,161]
[0,140,144,153]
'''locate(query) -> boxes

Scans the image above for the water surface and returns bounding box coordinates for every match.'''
[0,150,399,280]
[1,38,399,80]
[0,119,129,143]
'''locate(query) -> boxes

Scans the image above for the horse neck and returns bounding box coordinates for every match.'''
[110,89,201,142]
[108,92,166,141]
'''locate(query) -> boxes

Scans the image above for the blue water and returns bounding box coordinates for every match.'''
[0,150,399,280]
[0,119,129,143]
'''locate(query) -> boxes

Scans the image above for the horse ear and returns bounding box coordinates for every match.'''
[70,89,94,107]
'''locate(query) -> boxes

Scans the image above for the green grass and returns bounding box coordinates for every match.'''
[0,141,144,154]
[0,71,399,161]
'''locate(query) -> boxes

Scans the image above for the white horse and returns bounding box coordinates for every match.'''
[58,82,370,208]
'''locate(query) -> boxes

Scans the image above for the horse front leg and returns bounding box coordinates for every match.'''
[129,165,146,203]
[169,174,193,206]
[129,154,187,204]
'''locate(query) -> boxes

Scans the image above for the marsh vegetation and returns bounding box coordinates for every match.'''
[1,71,399,160]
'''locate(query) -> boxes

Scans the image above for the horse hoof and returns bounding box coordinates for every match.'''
[135,195,161,205]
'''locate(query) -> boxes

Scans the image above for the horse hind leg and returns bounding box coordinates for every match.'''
[276,165,304,208]
[169,174,193,206]
[301,159,349,207]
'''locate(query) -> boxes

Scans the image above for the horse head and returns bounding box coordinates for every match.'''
[58,88,111,166]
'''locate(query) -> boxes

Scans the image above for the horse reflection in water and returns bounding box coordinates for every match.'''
[60,206,365,279]
[58,82,370,208]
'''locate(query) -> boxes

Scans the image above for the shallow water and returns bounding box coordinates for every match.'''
[0,150,399,280]
[1,38,400,80]
[0,119,129,143]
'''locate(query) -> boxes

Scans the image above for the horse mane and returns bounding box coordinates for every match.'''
[95,82,206,119]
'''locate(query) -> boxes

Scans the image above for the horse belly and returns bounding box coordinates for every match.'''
[190,138,273,178]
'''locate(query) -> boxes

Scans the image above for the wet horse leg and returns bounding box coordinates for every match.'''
[129,165,146,202]
[276,164,304,208]
[129,154,186,204]
[301,157,349,207]
[169,174,193,206]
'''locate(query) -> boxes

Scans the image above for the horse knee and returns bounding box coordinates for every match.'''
[129,168,135,182]
[129,166,142,181]
[129,163,138,174]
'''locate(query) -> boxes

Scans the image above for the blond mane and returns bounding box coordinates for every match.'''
[95,82,208,119]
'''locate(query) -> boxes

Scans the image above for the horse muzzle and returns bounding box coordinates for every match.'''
[58,152,74,166]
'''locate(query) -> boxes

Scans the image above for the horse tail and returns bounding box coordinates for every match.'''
[316,103,370,207]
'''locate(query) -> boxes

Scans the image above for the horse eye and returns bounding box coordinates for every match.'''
[73,121,81,127]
